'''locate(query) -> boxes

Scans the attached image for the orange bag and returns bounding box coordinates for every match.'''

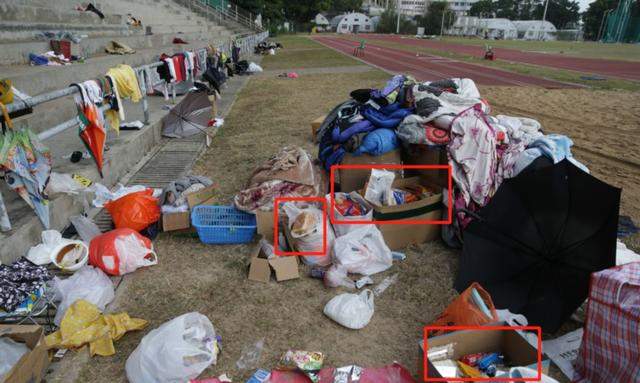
[104,189,160,232]
[430,282,498,336]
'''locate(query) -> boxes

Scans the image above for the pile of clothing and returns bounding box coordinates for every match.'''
[29,51,73,66]
[161,176,213,213]
[391,77,587,229]
[234,146,324,212]
[318,75,415,170]
[254,41,282,55]
[0,258,51,313]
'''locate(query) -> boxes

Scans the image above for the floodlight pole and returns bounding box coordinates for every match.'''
[440,8,446,35]
[539,0,550,40]
[396,0,401,34]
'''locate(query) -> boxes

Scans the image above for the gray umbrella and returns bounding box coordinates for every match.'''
[162,90,212,138]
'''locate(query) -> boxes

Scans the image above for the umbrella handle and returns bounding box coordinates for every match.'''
[459,208,483,222]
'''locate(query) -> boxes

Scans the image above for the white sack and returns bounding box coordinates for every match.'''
[323,289,374,329]
[53,266,114,325]
[332,225,392,276]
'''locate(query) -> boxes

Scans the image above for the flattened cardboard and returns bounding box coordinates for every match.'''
[162,211,190,231]
[310,115,326,141]
[339,149,402,193]
[362,176,443,250]
[0,325,50,383]
[426,324,549,379]
[186,185,216,209]
[248,211,299,282]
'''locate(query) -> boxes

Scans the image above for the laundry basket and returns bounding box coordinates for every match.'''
[191,205,256,244]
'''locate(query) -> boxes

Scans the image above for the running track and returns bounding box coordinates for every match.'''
[314,36,579,88]
[363,34,640,81]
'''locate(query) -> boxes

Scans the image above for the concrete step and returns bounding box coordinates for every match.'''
[0,27,230,65]
[0,3,124,25]
[0,21,138,41]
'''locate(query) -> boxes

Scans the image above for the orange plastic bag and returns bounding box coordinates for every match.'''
[429,282,498,336]
[104,189,160,232]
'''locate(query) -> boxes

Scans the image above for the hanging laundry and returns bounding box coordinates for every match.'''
[72,82,107,176]
[104,64,142,133]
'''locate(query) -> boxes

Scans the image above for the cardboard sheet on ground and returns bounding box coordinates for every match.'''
[269,363,415,382]
[542,328,583,380]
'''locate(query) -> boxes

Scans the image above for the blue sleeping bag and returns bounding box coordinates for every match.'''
[362,105,413,130]
[353,128,399,156]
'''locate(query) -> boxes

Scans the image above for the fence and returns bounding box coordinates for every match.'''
[5,31,269,142]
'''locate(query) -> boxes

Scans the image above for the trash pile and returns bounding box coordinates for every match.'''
[254,40,283,55]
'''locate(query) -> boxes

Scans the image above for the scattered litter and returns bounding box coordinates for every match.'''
[89,228,157,276]
[333,225,392,276]
[391,251,406,261]
[245,369,270,383]
[279,350,324,383]
[69,215,102,243]
[247,62,263,73]
[428,283,498,336]
[126,312,219,383]
[542,328,582,380]
[52,265,115,325]
[120,120,144,130]
[0,337,29,378]
[105,40,135,55]
[104,189,160,231]
[45,172,87,195]
[236,338,265,370]
[46,299,147,356]
[617,215,638,238]
[324,290,374,329]
[90,183,146,207]
[355,276,374,289]
[616,240,640,265]
[373,273,398,296]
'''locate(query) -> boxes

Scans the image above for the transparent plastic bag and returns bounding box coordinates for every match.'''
[53,265,115,325]
[126,312,219,383]
[70,215,102,243]
[0,337,29,379]
[282,202,334,266]
[332,225,392,276]
[236,338,265,370]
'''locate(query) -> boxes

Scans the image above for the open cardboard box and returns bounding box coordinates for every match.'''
[361,176,444,250]
[248,210,299,283]
[339,149,403,193]
[425,324,550,380]
[0,325,50,383]
[162,184,217,232]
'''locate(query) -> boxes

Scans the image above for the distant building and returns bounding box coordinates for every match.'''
[513,20,557,40]
[446,0,479,16]
[449,16,480,36]
[331,12,374,34]
[311,13,330,31]
[399,0,428,17]
[478,18,518,39]
[361,0,386,16]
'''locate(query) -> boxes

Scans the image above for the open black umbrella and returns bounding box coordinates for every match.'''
[455,158,621,332]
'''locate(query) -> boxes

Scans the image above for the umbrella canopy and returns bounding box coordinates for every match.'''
[0,128,52,228]
[455,158,621,332]
[162,91,211,138]
[78,104,106,177]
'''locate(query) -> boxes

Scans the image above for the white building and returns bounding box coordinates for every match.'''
[478,18,518,39]
[311,13,330,31]
[513,20,557,40]
[447,0,479,16]
[331,12,375,34]
[361,0,386,16]
[399,0,428,17]
[449,16,480,36]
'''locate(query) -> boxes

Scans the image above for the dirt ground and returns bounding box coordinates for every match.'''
[75,36,639,382]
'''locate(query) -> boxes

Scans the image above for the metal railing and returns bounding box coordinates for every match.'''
[5,32,268,141]
[188,0,263,32]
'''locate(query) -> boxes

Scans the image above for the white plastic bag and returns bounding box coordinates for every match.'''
[324,265,356,289]
[364,169,395,206]
[115,233,158,275]
[247,62,263,72]
[332,225,392,275]
[236,338,264,370]
[328,192,373,237]
[126,312,219,383]
[282,202,334,266]
[26,230,63,265]
[53,266,115,325]
[45,172,86,195]
[70,215,102,243]
[507,367,559,383]
[0,337,29,379]
[323,290,374,329]
[90,183,146,208]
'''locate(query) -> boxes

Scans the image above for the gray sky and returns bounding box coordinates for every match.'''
[578,0,593,12]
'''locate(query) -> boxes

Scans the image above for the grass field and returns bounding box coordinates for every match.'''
[260,35,364,70]
[442,36,640,62]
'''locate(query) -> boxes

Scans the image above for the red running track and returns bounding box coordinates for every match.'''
[363,34,640,81]
[314,36,579,88]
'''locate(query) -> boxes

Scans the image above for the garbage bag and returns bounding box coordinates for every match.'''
[324,265,356,289]
[0,337,29,379]
[104,189,160,231]
[89,228,157,276]
[429,282,498,336]
[26,230,63,265]
[126,312,219,383]
[70,215,102,243]
[328,192,372,237]
[283,202,334,266]
[324,290,374,329]
[53,265,115,325]
[332,225,392,275]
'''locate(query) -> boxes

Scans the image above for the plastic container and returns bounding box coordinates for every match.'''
[191,205,256,244]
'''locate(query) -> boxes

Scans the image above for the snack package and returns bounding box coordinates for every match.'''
[291,211,317,236]
[279,350,324,383]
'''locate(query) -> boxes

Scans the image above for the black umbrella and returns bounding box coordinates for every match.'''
[455,158,621,332]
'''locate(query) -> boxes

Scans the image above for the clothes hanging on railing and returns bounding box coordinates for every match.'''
[71,81,107,177]
[105,64,141,133]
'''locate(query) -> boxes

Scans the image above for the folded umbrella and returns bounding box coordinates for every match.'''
[455,158,620,332]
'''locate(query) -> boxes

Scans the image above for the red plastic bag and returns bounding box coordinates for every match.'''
[105,189,160,231]
[429,282,498,336]
[89,228,157,276]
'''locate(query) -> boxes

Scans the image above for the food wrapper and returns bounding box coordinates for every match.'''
[291,211,317,237]
[279,350,324,383]
[333,365,363,382]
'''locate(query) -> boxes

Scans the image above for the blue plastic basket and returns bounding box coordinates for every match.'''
[191,205,256,244]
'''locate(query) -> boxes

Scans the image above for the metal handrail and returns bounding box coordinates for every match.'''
[4,32,269,141]
[193,0,263,32]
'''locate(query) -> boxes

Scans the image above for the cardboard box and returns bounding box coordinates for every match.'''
[338,149,403,193]
[0,325,50,383]
[162,211,191,232]
[310,115,326,141]
[248,210,299,283]
[367,176,443,250]
[186,185,216,209]
[402,144,448,187]
[425,325,550,380]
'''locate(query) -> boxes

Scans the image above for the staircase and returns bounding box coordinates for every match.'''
[0,0,263,264]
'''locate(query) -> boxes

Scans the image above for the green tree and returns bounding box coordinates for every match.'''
[418,1,455,35]
[332,0,363,13]
[533,0,580,29]
[582,0,618,40]
[469,0,495,17]
[376,9,415,34]
[495,0,519,18]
